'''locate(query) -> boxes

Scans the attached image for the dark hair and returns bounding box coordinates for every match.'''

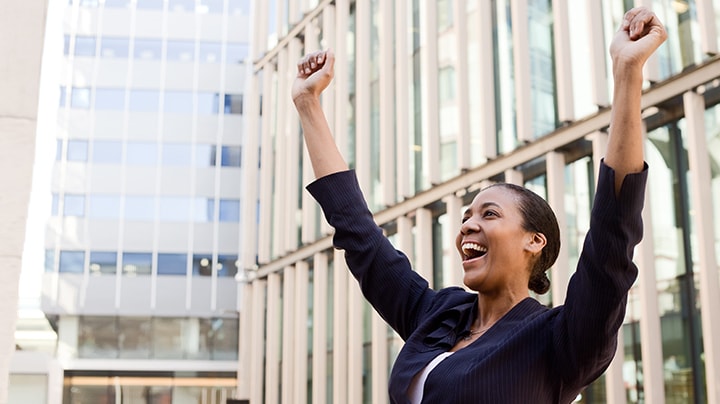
[485,183,561,294]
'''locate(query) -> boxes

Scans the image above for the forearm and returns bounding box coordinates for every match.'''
[294,94,348,179]
[606,63,645,194]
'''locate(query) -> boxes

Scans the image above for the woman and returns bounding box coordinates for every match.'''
[292,7,666,403]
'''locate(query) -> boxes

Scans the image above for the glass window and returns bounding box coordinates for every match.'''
[198,42,222,63]
[104,0,131,7]
[89,251,117,275]
[152,318,183,359]
[117,317,151,358]
[74,36,96,57]
[122,252,152,275]
[92,140,123,164]
[59,87,67,107]
[218,199,239,222]
[136,0,164,10]
[166,40,195,61]
[94,88,126,110]
[64,35,71,55]
[220,145,241,167]
[192,254,213,276]
[125,142,157,165]
[71,88,91,109]
[78,317,118,358]
[228,0,250,15]
[124,196,155,221]
[100,37,129,58]
[216,255,238,277]
[197,0,223,13]
[45,249,55,273]
[207,318,238,360]
[161,143,192,165]
[133,38,162,59]
[157,253,187,275]
[223,94,243,114]
[67,140,89,161]
[169,0,196,12]
[59,251,84,273]
[51,194,59,216]
[193,197,214,222]
[194,144,215,167]
[63,194,85,217]
[79,0,99,6]
[129,90,160,112]
[164,91,193,113]
[88,195,121,219]
[197,92,220,114]
[56,139,63,160]
[158,196,192,221]
[225,43,248,64]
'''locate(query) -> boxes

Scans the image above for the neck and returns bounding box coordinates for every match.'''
[473,290,529,329]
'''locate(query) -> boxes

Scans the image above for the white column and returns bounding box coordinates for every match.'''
[420,0,440,185]
[334,0,349,166]
[251,0,268,58]
[633,0,660,82]
[294,261,309,403]
[355,0,371,193]
[477,0,497,160]
[379,0,396,206]
[312,252,328,404]
[347,269,363,404]
[504,168,524,186]
[697,0,719,55]
[416,208,434,288]
[281,266,296,403]
[586,0,609,107]
[395,0,411,198]
[552,0,575,122]
[264,274,281,404]
[273,48,290,256]
[443,195,464,288]
[241,60,261,271]
[258,65,276,263]
[285,39,302,253]
[684,90,720,404]
[237,282,253,399]
[397,215,415,265]
[332,249,348,403]
[454,0,471,170]
[511,0,533,143]
[605,326,627,404]
[250,279,267,404]
[371,312,388,404]
[320,4,338,236]
[302,22,319,244]
[546,151,569,306]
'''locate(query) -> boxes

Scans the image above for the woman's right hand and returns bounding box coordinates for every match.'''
[292,49,335,103]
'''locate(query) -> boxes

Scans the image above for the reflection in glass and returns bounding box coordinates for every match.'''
[51,194,59,216]
[193,254,213,276]
[45,249,55,272]
[162,143,192,165]
[125,142,157,165]
[100,37,129,58]
[94,88,126,110]
[169,0,196,12]
[193,197,214,222]
[74,36,96,57]
[199,41,222,63]
[157,253,187,275]
[78,317,118,358]
[89,251,117,275]
[195,144,215,167]
[166,40,195,61]
[71,88,91,109]
[197,0,224,13]
[218,199,240,222]
[124,196,155,221]
[118,317,152,358]
[122,252,152,275]
[63,194,85,217]
[220,145,241,166]
[226,43,249,64]
[59,251,84,273]
[67,139,88,161]
[92,140,123,163]
[136,0,164,10]
[129,89,160,111]
[223,94,243,114]
[164,90,193,113]
[104,0,131,8]
[217,255,238,277]
[133,38,162,59]
[158,196,192,221]
[152,317,184,359]
[197,92,220,114]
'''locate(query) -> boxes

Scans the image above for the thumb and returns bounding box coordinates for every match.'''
[320,49,335,75]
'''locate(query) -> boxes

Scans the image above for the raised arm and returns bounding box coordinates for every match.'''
[606,7,667,194]
[291,49,348,179]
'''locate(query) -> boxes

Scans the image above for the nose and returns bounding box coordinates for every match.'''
[460,216,480,235]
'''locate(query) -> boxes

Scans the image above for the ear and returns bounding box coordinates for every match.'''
[524,232,547,255]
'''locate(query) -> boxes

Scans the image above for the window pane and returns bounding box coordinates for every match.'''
[166,40,195,61]
[133,38,162,59]
[164,91,193,113]
[117,317,151,358]
[218,199,239,222]
[152,318,184,359]
[45,249,55,273]
[88,195,121,219]
[194,144,215,167]
[67,140,89,161]
[100,37,129,58]
[63,194,85,217]
[104,0,131,7]
[193,197,213,222]
[51,194,59,216]
[89,251,117,275]
[59,87,67,107]
[225,43,248,64]
[59,251,85,273]
[198,42,222,63]
[136,0,164,10]
[64,35,71,55]
[125,142,157,165]
[228,0,250,15]
[192,254,213,276]
[220,145,241,167]
[216,255,238,277]
[122,252,152,275]
[223,94,243,114]
[71,88,91,109]
[197,92,220,114]
[169,0,196,12]
[161,143,192,166]
[92,140,123,164]
[210,318,238,360]
[129,90,159,111]
[157,253,187,275]
[78,317,118,358]
[158,196,191,221]
[56,139,63,160]
[94,88,126,110]
[124,196,155,221]
[197,0,223,13]
[74,36,96,57]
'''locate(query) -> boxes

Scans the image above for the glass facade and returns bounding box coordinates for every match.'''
[240,1,720,403]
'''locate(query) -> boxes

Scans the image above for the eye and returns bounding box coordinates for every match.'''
[483,210,498,218]
[461,216,470,224]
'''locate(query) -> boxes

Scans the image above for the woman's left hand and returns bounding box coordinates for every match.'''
[610,7,668,72]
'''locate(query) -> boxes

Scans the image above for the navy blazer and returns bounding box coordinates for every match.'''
[307,161,647,404]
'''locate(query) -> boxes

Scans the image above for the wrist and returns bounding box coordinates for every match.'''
[292,91,321,107]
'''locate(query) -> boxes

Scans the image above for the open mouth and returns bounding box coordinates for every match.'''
[461,242,488,261]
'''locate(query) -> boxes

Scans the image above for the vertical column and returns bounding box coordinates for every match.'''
[241,61,261,271]
[250,279,267,404]
[478,0,498,160]
[697,0,719,55]
[332,249,348,403]
[371,313,388,404]
[511,0,533,143]
[251,0,268,58]
[312,252,328,404]
[605,326,626,404]
[236,282,253,399]
[552,0,575,122]
[420,0,440,185]
[632,0,660,82]
[334,0,349,165]
[347,270,363,404]
[443,195,463,287]
[416,208,434,288]
[355,0,371,193]
[285,39,302,252]
[504,168,524,186]
[454,0,471,170]
[395,0,411,198]
[258,63,276,263]
[546,151,569,306]
[302,21,320,244]
[281,266,296,403]
[379,0,396,205]
[320,4,338,236]
[273,48,290,256]
[294,261,309,404]
[397,215,415,264]
[586,0,609,107]
[264,274,281,404]
[683,90,720,404]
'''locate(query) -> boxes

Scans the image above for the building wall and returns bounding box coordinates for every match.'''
[240,1,720,403]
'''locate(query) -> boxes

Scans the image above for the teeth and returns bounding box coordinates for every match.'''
[462,242,487,254]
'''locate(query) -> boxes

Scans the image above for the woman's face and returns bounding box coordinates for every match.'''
[455,186,536,293]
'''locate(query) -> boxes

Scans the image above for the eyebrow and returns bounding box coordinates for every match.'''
[463,202,502,217]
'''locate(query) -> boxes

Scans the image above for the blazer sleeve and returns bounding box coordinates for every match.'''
[553,160,647,387]
[306,170,436,340]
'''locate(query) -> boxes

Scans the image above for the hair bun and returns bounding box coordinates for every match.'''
[529,272,551,294]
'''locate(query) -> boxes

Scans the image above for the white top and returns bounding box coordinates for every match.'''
[407,351,454,404]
